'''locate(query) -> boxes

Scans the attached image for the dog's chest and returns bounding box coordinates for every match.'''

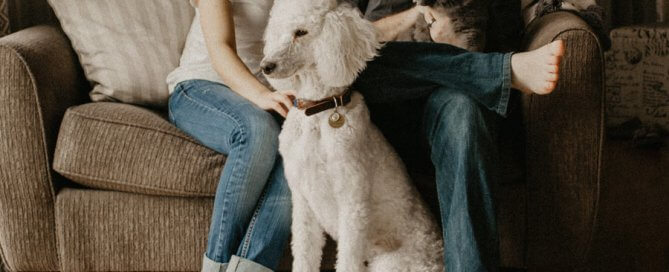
[279,99,370,232]
[279,119,342,231]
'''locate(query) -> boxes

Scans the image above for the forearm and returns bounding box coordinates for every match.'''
[372,6,422,42]
[199,0,270,102]
[209,46,270,101]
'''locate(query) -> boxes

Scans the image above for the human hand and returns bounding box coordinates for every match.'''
[252,89,296,118]
[414,0,439,16]
[417,5,458,45]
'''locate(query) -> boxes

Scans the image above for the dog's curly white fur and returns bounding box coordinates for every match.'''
[262,0,444,271]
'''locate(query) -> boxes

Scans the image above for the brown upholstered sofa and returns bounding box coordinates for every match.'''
[0,11,604,272]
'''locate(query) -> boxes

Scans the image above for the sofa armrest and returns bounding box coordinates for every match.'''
[520,12,604,272]
[0,25,88,271]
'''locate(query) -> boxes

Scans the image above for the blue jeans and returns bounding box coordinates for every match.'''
[169,41,509,272]
[168,80,292,272]
[355,42,510,272]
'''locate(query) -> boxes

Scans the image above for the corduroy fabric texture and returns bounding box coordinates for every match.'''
[47,0,195,107]
[55,188,213,271]
[54,189,323,272]
[53,102,226,197]
[522,12,604,272]
[0,25,88,271]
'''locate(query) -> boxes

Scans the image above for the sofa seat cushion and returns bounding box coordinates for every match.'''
[53,102,224,197]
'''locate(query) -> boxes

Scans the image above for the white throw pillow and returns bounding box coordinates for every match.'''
[48,0,195,108]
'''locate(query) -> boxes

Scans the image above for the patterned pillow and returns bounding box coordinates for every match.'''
[48,0,195,108]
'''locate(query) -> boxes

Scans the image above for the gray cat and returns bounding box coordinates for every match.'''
[419,0,489,51]
[399,0,489,52]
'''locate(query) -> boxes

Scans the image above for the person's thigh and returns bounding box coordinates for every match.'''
[168,79,281,155]
[423,90,501,151]
[355,41,511,116]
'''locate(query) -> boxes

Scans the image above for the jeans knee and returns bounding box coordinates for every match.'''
[237,109,280,160]
[425,92,486,143]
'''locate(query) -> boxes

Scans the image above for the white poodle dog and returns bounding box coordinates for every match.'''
[261,0,444,271]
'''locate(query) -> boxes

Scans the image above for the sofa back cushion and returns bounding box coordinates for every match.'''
[47,0,195,108]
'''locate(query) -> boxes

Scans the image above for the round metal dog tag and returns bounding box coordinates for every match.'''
[328,111,345,128]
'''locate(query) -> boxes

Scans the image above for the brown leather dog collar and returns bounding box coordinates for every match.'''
[296,89,352,116]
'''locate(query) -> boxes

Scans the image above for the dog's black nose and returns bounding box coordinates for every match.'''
[262,62,277,75]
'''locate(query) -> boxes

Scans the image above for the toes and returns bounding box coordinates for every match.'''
[546,64,559,73]
[548,56,560,65]
[551,40,566,56]
[546,72,559,82]
[544,81,557,93]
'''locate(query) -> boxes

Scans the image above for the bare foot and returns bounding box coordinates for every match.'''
[511,40,565,95]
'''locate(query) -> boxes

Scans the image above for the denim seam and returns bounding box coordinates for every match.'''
[239,190,268,258]
[211,143,249,261]
[495,53,512,117]
[54,168,211,197]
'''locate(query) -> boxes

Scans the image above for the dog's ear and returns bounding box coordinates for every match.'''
[313,5,380,88]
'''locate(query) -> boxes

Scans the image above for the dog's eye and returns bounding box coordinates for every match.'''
[294,29,308,38]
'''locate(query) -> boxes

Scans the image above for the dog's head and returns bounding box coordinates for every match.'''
[261,0,380,89]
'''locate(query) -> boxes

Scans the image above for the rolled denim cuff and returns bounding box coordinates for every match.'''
[201,255,273,272]
[202,254,228,272]
[495,52,513,117]
[227,256,273,272]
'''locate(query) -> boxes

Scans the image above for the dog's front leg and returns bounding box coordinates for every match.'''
[291,193,326,272]
[335,179,370,272]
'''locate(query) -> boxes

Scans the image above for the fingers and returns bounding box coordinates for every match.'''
[270,92,294,118]
[423,8,435,23]
[272,102,288,118]
[276,94,294,112]
[278,89,296,103]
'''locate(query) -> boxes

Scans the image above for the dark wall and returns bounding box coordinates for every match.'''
[0,0,55,38]
[604,0,668,29]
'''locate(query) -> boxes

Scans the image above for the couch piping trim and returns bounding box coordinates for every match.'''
[54,167,216,198]
[65,108,204,146]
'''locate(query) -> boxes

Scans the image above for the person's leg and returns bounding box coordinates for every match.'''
[423,89,501,272]
[168,80,290,272]
[354,40,566,117]
[354,41,512,116]
[233,156,292,270]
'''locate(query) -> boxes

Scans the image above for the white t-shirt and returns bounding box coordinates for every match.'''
[166,0,273,93]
